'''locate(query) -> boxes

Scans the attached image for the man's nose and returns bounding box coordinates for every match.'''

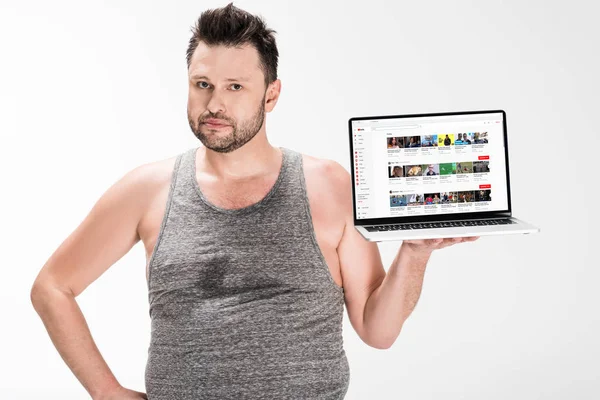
[206,91,226,115]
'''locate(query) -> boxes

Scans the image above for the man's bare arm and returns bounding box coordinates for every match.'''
[362,237,479,349]
[329,159,478,349]
[30,159,171,399]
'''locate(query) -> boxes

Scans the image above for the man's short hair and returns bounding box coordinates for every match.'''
[186,2,279,87]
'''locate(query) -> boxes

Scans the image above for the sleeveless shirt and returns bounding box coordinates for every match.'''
[145,146,350,399]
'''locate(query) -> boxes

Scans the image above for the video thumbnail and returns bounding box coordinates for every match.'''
[440,191,458,203]
[456,161,473,174]
[424,192,441,205]
[390,194,408,207]
[455,132,473,145]
[472,161,490,173]
[407,193,424,205]
[439,162,457,175]
[387,137,404,149]
[422,164,440,176]
[475,189,491,201]
[474,132,489,144]
[438,134,455,146]
[404,164,423,177]
[405,136,422,148]
[457,191,476,202]
[421,135,438,147]
[389,165,405,178]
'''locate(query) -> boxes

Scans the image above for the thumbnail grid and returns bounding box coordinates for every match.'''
[389,189,492,207]
[388,161,490,178]
[387,132,489,148]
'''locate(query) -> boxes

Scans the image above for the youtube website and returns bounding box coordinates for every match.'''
[352,112,509,220]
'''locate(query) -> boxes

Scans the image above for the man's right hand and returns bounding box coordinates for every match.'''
[97,386,148,400]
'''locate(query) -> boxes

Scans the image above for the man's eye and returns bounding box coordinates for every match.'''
[197,81,210,88]
[231,84,242,91]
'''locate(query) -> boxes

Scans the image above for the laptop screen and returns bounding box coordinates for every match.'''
[351,111,509,221]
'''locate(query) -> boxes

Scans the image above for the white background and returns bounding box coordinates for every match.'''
[1,0,598,398]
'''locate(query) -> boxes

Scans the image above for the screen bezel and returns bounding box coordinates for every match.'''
[349,109,513,225]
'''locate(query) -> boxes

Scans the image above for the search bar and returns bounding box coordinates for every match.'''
[374,125,420,131]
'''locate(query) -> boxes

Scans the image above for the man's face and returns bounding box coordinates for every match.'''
[187,42,280,153]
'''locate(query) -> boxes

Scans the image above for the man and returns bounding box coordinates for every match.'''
[425,164,438,176]
[30,3,478,399]
[408,136,420,147]
[392,165,404,177]
[443,134,451,146]
[455,133,464,145]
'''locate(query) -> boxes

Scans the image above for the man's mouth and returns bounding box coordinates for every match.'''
[203,118,229,124]
[204,123,229,128]
[202,120,231,129]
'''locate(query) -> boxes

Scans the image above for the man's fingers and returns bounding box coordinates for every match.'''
[405,236,479,248]
[437,236,473,248]
[403,239,427,245]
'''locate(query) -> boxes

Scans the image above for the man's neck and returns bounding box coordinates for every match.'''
[199,136,281,181]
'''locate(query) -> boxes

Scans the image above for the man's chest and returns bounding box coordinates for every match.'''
[138,154,345,288]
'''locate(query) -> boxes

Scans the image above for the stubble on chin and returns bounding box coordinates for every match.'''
[188,99,265,154]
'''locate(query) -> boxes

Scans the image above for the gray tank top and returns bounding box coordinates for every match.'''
[145,146,350,399]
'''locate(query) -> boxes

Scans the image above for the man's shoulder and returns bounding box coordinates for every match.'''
[116,153,181,212]
[296,151,352,233]
[125,153,182,237]
[297,152,350,193]
[129,153,180,190]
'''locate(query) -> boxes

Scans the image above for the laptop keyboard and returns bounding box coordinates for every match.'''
[364,218,515,232]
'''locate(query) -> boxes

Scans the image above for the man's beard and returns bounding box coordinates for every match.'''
[188,95,266,154]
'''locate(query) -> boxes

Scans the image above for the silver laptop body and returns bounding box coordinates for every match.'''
[349,109,539,242]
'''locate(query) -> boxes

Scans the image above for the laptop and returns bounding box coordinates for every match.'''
[349,109,539,241]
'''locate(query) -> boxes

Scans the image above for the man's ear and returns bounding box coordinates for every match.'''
[265,79,281,112]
